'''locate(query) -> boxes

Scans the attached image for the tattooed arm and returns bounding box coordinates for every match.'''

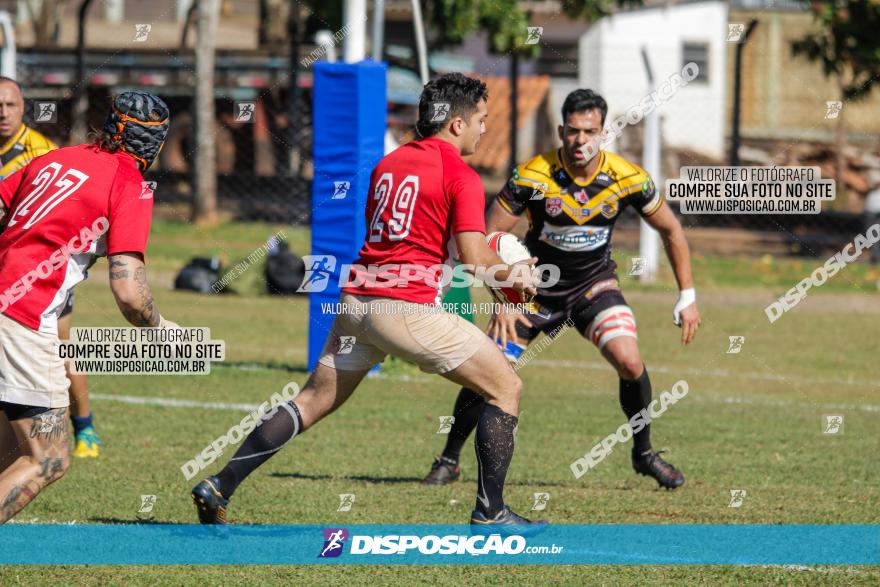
[108,253,163,327]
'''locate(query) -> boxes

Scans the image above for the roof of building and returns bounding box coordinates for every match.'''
[464,74,551,172]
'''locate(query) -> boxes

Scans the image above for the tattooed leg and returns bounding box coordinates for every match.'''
[0,411,16,474]
[0,407,70,524]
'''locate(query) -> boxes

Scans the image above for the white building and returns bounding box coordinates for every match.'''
[578,1,729,159]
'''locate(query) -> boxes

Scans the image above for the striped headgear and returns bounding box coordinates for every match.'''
[103,91,170,171]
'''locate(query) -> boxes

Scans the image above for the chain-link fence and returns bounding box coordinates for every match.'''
[13,10,880,257]
[16,48,314,224]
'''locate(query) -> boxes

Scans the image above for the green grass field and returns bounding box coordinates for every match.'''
[2,217,878,585]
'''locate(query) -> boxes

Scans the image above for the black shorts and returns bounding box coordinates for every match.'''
[515,271,629,343]
[59,292,74,318]
[0,401,52,421]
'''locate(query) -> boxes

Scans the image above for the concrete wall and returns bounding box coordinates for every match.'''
[729,9,880,143]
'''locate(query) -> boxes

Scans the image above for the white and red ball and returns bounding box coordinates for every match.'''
[485,232,532,304]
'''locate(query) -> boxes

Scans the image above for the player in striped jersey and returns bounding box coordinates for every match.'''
[423,89,701,489]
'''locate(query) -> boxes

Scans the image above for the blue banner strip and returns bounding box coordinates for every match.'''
[0,525,876,565]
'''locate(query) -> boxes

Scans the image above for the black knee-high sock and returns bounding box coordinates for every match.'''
[619,367,652,455]
[440,387,485,464]
[474,404,518,518]
[215,401,303,499]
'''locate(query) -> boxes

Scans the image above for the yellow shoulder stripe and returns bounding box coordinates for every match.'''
[495,194,516,214]
[601,151,647,182]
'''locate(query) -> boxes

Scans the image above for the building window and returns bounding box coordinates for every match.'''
[682,43,709,83]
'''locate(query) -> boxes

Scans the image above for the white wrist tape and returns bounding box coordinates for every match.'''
[157,316,180,330]
[673,288,696,327]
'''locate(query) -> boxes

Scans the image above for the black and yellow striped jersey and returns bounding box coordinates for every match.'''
[497,148,662,292]
[0,124,57,180]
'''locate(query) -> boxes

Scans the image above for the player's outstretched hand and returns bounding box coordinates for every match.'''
[487,305,533,350]
[677,303,701,346]
[509,256,539,302]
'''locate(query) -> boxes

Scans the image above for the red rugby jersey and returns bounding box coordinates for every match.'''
[343,137,486,304]
[0,144,153,333]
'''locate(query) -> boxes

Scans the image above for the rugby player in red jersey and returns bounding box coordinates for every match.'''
[0,76,105,458]
[423,89,701,490]
[0,92,176,523]
[193,74,546,533]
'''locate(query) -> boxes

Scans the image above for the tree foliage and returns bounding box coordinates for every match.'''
[791,0,880,101]
[425,0,640,55]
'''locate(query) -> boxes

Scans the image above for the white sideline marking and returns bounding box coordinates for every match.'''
[703,394,880,413]
[528,358,880,412]
[91,380,880,415]
[90,356,879,413]
[531,358,876,388]
[89,393,260,412]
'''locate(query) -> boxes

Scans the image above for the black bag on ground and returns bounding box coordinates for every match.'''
[266,241,306,295]
[174,257,222,294]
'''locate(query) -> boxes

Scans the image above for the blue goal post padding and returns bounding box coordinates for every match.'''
[308,60,387,370]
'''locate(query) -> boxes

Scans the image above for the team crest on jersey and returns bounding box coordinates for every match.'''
[600,198,619,219]
[545,197,563,217]
[572,189,589,205]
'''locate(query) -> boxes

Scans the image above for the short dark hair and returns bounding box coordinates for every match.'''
[561,89,607,126]
[416,73,488,139]
[88,129,124,153]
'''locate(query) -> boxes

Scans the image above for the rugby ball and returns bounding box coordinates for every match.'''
[485,232,533,304]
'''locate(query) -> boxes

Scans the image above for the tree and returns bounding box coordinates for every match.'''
[424,0,639,53]
[423,0,637,168]
[192,0,220,226]
[792,1,880,209]
[425,0,533,54]
[25,0,68,47]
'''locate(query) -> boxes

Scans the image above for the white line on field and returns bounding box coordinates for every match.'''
[530,358,876,389]
[89,393,260,412]
[90,374,880,415]
[698,393,880,413]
